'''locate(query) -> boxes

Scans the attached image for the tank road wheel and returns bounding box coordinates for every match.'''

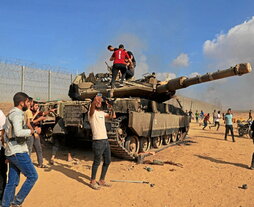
[152,136,162,148]
[125,136,140,155]
[177,131,183,141]
[171,133,177,142]
[181,127,188,140]
[162,135,170,145]
[139,137,151,153]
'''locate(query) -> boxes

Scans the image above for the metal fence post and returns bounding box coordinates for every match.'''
[48,70,51,101]
[21,66,24,92]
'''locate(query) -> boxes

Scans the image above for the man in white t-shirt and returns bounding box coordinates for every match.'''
[88,94,116,190]
[0,109,7,204]
[210,110,221,131]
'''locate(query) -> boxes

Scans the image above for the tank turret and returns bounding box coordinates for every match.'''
[50,63,252,161]
[69,63,252,103]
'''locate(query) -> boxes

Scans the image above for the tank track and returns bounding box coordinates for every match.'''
[107,118,136,160]
[107,117,188,161]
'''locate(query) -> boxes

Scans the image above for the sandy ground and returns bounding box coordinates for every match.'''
[6,112,250,207]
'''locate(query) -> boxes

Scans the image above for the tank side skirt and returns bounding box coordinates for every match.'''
[128,112,188,137]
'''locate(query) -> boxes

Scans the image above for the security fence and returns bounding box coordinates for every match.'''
[0,62,74,102]
[0,61,221,113]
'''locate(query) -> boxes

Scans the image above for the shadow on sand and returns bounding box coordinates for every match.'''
[194,135,232,142]
[195,154,249,169]
[44,162,91,187]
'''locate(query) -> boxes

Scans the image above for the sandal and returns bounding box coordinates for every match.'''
[38,164,48,168]
[98,181,112,187]
[90,182,101,190]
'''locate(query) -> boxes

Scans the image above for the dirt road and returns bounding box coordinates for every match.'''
[14,113,254,207]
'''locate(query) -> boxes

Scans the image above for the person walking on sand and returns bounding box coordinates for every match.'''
[248,110,252,122]
[224,108,235,142]
[249,120,254,170]
[202,113,210,130]
[210,111,221,131]
[195,110,199,123]
[2,92,40,207]
[88,93,116,190]
[212,110,217,124]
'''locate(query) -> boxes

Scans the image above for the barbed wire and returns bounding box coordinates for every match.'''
[0,59,75,102]
[0,56,75,74]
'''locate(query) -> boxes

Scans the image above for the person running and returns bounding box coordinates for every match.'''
[188,110,193,123]
[88,93,116,190]
[224,108,235,142]
[109,44,132,88]
[195,110,199,123]
[212,110,217,124]
[2,92,40,207]
[210,111,221,131]
[202,113,210,130]
[200,110,204,120]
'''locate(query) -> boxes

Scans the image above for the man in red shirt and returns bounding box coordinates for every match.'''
[202,113,210,130]
[109,44,132,88]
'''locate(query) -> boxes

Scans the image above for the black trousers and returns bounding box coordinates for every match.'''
[0,147,7,201]
[52,134,74,157]
[91,139,111,180]
[225,125,235,142]
[210,121,220,130]
[111,64,127,86]
[125,69,134,80]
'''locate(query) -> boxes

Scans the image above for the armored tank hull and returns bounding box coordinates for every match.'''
[44,63,251,160]
[46,98,189,160]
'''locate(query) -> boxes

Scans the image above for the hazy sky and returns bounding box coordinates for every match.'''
[1,0,254,109]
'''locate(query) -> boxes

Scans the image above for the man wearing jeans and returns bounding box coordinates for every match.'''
[2,92,41,207]
[88,94,116,190]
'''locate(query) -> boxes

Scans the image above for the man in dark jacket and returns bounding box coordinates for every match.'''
[249,121,254,169]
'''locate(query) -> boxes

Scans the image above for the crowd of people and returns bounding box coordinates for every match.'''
[189,108,254,170]
[0,92,115,206]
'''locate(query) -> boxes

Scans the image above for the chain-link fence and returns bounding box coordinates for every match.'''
[0,62,74,102]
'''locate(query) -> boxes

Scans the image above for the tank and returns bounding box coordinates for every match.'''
[47,63,251,160]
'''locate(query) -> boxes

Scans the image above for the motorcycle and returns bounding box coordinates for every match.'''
[237,120,253,138]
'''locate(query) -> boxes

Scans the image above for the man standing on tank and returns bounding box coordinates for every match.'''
[109,44,133,88]
[88,94,116,190]
[107,45,136,81]
[224,108,235,142]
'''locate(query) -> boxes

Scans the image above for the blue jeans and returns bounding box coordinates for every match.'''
[91,139,111,180]
[2,153,38,207]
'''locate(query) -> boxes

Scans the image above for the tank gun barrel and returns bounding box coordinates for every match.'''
[156,63,252,93]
